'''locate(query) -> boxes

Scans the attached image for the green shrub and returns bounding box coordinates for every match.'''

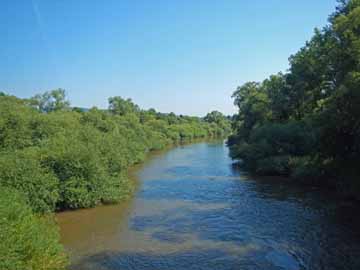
[0,93,230,213]
[100,175,134,204]
[290,156,332,185]
[0,96,34,150]
[256,155,291,175]
[229,121,316,176]
[59,177,100,209]
[0,187,68,270]
[0,149,59,213]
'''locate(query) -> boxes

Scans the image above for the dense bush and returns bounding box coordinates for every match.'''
[256,155,291,176]
[230,121,316,173]
[0,148,59,213]
[0,187,67,270]
[0,92,230,213]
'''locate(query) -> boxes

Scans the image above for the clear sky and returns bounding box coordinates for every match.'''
[1,0,336,116]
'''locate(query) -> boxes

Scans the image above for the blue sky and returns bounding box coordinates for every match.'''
[1,0,336,116]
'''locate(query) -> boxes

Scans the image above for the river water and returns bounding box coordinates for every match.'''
[57,141,360,270]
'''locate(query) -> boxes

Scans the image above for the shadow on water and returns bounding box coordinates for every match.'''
[71,248,297,270]
[58,141,360,270]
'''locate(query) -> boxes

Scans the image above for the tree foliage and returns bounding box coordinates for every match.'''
[29,88,70,113]
[0,92,230,212]
[229,0,360,197]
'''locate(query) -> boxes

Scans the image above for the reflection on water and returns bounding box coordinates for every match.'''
[57,141,360,270]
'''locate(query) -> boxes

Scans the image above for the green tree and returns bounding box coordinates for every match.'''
[108,96,140,116]
[228,0,360,196]
[30,89,70,113]
[231,82,270,138]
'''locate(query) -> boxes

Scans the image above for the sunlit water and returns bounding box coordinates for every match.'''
[57,141,360,270]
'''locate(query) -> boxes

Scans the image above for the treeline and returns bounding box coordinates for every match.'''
[228,0,360,197]
[0,90,230,269]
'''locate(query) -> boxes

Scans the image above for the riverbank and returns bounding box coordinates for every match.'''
[0,93,230,270]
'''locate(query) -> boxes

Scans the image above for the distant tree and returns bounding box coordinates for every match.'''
[204,111,225,124]
[30,89,70,113]
[204,111,231,135]
[72,107,85,113]
[148,108,157,114]
[108,96,140,116]
[167,112,178,125]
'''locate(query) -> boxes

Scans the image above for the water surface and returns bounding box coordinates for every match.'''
[57,141,360,270]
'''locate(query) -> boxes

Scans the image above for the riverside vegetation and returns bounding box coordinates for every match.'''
[2,0,360,268]
[228,0,360,198]
[0,90,230,269]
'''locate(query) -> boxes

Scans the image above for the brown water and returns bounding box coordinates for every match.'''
[57,141,360,270]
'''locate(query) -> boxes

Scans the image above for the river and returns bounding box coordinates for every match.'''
[57,141,360,270]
